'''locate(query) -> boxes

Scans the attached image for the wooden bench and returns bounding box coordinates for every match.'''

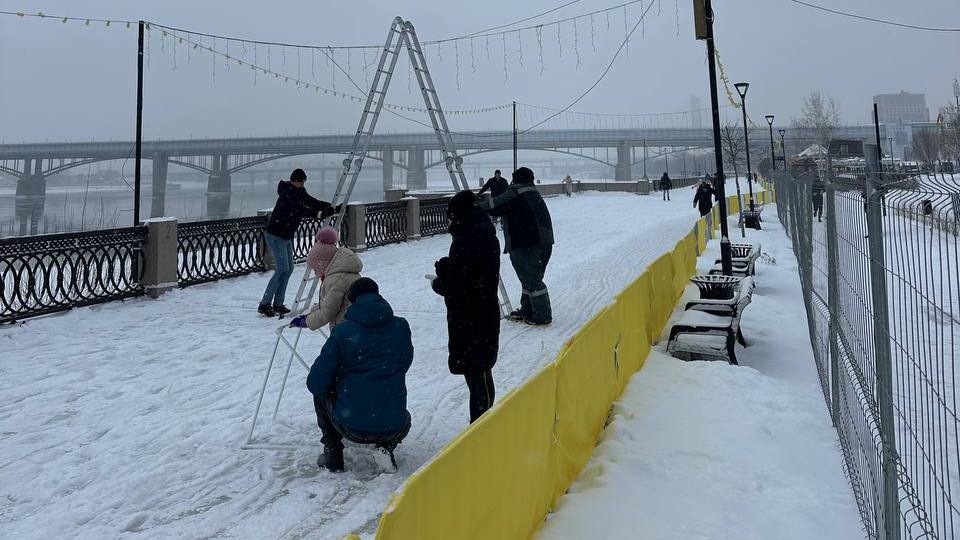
[667,276,755,365]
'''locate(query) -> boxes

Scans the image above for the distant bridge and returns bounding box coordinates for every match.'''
[0,125,884,234]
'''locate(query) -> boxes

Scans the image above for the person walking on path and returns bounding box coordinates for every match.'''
[812,187,824,222]
[659,172,673,201]
[481,166,554,326]
[562,175,574,196]
[288,226,363,331]
[431,190,501,423]
[478,169,508,197]
[259,169,336,317]
[693,179,716,217]
[306,278,413,473]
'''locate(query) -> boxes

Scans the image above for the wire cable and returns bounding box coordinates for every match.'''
[519,0,655,133]
[450,0,586,40]
[786,0,960,32]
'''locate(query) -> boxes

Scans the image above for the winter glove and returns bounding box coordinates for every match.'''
[289,315,308,328]
[319,206,336,219]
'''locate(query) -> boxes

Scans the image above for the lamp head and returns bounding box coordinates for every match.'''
[778,129,786,137]
[764,114,774,126]
[734,82,749,99]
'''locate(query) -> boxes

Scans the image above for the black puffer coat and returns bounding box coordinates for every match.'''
[431,191,501,375]
[265,181,332,240]
[693,182,716,216]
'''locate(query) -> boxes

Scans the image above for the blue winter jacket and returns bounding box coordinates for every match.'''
[306,293,413,435]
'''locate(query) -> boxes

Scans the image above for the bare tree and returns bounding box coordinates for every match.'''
[792,91,841,176]
[940,104,960,167]
[720,120,746,182]
[910,127,942,168]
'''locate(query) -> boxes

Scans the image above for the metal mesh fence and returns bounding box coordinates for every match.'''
[773,157,960,540]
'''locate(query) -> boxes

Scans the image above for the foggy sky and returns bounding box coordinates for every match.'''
[1,0,958,143]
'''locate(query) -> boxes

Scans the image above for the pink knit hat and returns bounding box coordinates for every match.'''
[315,226,338,245]
[306,227,339,277]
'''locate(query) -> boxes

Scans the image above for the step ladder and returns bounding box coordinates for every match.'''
[242,17,511,451]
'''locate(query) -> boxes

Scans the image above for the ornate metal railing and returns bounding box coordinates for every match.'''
[1,226,147,323]
[177,216,266,287]
[419,197,449,237]
[292,217,323,262]
[365,201,408,247]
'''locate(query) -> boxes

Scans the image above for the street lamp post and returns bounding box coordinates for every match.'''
[778,129,787,170]
[888,137,895,170]
[734,82,755,212]
[765,115,776,171]
[642,138,648,179]
[697,0,733,275]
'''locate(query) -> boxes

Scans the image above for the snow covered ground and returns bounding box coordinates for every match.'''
[1,188,714,539]
[537,211,864,540]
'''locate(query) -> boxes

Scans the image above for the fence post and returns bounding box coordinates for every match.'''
[824,160,841,426]
[257,210,274,270]
[345,202,367,251]
[864,143,900,540]
[141,217,178,298]
[403,196,421,240]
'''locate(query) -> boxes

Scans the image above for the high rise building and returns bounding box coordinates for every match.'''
[689,96,703,128]
[873,91,930,158]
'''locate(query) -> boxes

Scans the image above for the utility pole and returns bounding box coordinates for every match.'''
[695,0,733,274]
[512,101,518,173]
[134,21,145,226]
[642,138,648,179]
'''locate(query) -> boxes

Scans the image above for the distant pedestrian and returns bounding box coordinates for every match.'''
[812,188,824,222]
[481,166,554,326]
[562,175,574,196]
[259,169,336,318]
[431,190,501,423]
[478,176,485,190]
[289,226,363,331]
[659,172,673,201]
[693,180,716,217]
[307,278,413,473]
[478,169,508,197]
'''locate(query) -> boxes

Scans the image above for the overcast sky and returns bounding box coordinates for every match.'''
[1,0,957,143]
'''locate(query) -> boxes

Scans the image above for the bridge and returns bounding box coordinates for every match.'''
[1,125,882,234]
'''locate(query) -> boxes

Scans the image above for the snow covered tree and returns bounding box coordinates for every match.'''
[792,91,840,177]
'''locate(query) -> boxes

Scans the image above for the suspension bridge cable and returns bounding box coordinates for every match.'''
[786,0,960,32]
[519,0,655,133]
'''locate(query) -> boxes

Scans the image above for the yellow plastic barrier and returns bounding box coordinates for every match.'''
[370,206,721,539]
[375,365,559,540]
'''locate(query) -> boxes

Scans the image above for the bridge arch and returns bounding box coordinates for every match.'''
[424,148,615,170]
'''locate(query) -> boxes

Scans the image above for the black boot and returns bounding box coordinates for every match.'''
[317,445,344,472]
[273,304,291,317]
[508,309,525,321]
[257,303,275,317]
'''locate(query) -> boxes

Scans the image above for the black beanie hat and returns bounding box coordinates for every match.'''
[347,277,380,303]
[446,190,477,222]
[290,168,307,182]
[512,167,535,183]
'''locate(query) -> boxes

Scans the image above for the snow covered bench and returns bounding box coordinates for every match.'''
[709,242,761,278]
[667,276,755,365]
[741,206,763,230]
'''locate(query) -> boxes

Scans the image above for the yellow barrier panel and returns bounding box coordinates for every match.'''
[728,195,740,215]
[552,306,623,498]
[372,208,710,539]
[375,365,559,540]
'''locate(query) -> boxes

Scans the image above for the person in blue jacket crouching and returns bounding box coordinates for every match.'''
[306,278,413,473]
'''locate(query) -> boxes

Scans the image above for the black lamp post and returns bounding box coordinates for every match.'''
[778,129,787,170]
[765,115,776,172]
[734,82,755,212]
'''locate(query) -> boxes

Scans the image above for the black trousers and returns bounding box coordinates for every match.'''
[464,369,495,423]
[313,392,411,451]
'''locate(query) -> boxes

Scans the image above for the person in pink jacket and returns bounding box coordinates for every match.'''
[290,226,363,331]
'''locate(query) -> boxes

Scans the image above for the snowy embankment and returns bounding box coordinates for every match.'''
[537,210,863,540]
[1,189,708,539]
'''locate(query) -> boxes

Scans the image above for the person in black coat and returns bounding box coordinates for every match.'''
[431,190,501,423]
[477,169,508,198]
[693,180,716,217]
[659,172,673,201]
[259,168,336,317]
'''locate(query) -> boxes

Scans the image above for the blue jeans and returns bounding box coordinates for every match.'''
[261,233,294,306]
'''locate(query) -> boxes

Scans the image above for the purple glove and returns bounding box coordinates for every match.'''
[289,315,308,328]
